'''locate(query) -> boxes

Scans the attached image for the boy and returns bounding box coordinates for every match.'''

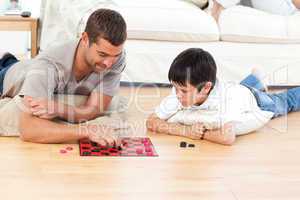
[146,48,300,145]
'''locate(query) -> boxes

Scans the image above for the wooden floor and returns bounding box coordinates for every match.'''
[1,86,300,200]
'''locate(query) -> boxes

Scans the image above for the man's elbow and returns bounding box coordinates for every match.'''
[19,112,37,142]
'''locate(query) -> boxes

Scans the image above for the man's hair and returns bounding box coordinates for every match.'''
[84,8,127,46]
[168,48,217,91]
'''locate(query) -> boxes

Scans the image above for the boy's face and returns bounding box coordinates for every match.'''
[173,82,212,107]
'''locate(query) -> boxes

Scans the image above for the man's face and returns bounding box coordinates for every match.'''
[84,37,124,73]
[173,82,211,107]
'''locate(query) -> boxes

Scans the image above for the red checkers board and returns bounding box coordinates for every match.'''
[79,137,158,157]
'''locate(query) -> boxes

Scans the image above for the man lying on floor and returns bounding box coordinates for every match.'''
[0,9,127,147]
[146,48,300,145]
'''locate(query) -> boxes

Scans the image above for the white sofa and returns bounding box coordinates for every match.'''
[40,0,300,86]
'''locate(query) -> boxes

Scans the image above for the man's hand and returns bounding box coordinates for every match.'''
[23,96,59,119]
[85,124,122,148]
[211,0,224,22]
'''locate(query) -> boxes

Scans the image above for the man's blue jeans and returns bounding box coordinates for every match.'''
[240,74,300,118]
[0,53,19,94]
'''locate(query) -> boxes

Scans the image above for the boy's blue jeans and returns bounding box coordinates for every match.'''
[0,53,19,94]
[240,74,300,118]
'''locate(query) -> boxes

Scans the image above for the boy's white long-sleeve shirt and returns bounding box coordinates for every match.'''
[155,80,274,135]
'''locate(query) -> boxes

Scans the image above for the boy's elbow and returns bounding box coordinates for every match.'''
[146,113,159,132]
[221,134,236,145]
[221,123,236,145]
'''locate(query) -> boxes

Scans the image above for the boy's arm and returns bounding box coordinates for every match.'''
[201,122,236,145]
[146,113,236,145]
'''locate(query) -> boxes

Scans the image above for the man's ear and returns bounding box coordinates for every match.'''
[81,32,90,47]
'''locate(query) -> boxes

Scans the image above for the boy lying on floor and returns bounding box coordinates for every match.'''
[146,48,300,145]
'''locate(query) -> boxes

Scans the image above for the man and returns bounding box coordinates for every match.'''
[211,0,300,21]
[0,9,127,147]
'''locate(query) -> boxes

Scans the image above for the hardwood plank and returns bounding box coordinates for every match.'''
[1,86,300,199]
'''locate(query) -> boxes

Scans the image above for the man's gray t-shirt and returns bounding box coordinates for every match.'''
[2,39,126,99]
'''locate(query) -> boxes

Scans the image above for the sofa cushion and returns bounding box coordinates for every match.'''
[77,0,219,42]
[219,6,300,43]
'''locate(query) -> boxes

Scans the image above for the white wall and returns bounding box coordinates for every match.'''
[0,0,41,56]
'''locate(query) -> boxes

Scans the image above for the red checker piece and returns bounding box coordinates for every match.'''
[60,149,67,154]
[66,146,73,151]
[145,147,152,152]
[136,148,143,154]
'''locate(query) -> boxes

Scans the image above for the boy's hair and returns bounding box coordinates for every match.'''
[84,9,127,46]
[168,48,217,91]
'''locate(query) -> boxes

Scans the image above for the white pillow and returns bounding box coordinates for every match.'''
[167,108,274,136]
[219,6,300,43]
[77,0,219,42]
[0,95,128,137]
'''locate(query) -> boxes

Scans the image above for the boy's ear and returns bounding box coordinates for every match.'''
[203,82,212,94]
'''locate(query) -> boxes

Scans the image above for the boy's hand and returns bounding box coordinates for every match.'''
[184,123,206,140]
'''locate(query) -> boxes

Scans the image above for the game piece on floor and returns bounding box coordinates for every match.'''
[60,149,67,154]
[66,146,73,151]
[79,137,158,157]
[180,141,187,148]
[188,144,195,148]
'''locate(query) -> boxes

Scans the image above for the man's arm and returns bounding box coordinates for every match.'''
[56,91,112,123]
[293,0,300,9]
[19,111,86,143]
[19,109,121,146]
[146,113,236,145]
[29,91,112,123]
